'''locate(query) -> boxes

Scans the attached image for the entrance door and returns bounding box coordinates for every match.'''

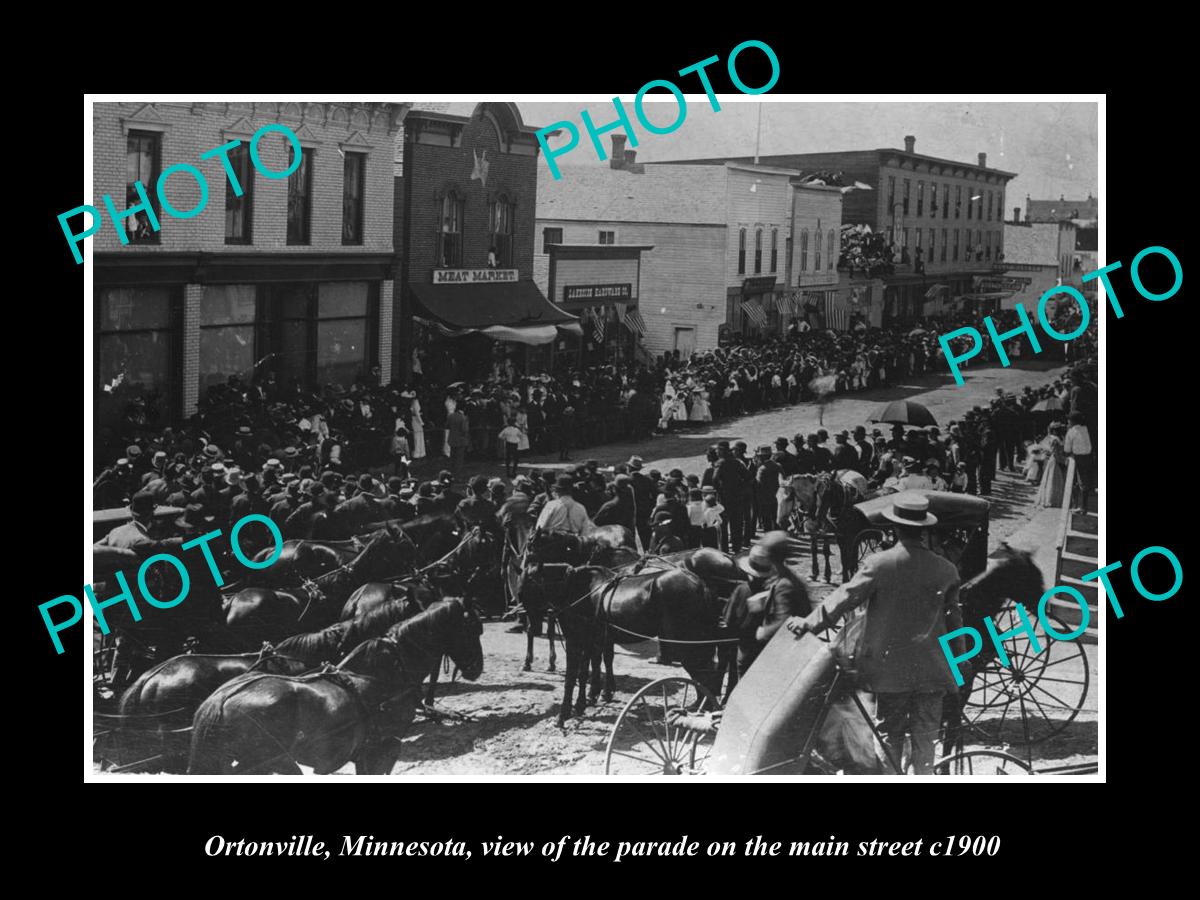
[673,326,696,358]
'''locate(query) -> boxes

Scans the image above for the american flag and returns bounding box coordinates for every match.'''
[774,294,791,315]
[588,307,605,343]
[824,292,847,331]
[623,308,646,336]
[740,301,768,328]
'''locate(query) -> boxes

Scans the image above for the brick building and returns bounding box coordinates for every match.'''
[92,101,404,425]
[1025,192,1097,224]
[393,102,577,382]
[536,139,798,356]
[660,135,1018,324]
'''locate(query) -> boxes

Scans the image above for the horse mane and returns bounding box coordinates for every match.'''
[959,543,1043,622]
[275,621,354,661]
[384,597,464,644]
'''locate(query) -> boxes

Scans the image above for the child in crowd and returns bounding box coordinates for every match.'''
[700,487,725,549]
[390,425,410,475]
[498,416,523,478]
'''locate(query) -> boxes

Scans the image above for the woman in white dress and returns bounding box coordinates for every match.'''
[442,396,456,458]
[408,395,426,459]
[673,384,689,423]
[689,386,711,422]
[515,405,531,452]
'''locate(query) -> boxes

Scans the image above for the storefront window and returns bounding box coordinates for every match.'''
[97,286,175,422]
[199,284,257,394]
[317,282,370,386]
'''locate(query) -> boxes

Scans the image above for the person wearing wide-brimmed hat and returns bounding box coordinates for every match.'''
[787,492,966,775]
[730,530,811,673]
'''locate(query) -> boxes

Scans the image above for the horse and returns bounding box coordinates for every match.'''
[221,529,409,646]
[529,561,725,727]
[940,542,1045,756]
[339,573,440,621]
[187,598,484,775]
[514,525,638,674]
[118,645,312,733]
[791,471,866,583]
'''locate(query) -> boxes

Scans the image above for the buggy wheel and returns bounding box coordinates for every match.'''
[963,606,1089,745]
[854,529,887,569]
[604,677,719,776]
[933,749,1033,776]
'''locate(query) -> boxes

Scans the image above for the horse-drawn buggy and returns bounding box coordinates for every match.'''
[598,490,1091,775]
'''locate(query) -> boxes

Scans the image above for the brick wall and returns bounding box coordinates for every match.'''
[378,280,394,380]
[402,113,539,284]
[91,102,397,255]
[182,285,201,414]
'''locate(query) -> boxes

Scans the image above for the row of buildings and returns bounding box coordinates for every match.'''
[90,102,1094,426]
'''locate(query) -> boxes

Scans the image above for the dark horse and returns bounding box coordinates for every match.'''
[188,599,484,775]
[222,529,410,646]
[940,542,1045,755]
[528,558,726,727]
[244,513,459,587]
[516,525,638,674]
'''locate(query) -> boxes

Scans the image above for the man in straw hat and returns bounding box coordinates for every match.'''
[786,492,967,775]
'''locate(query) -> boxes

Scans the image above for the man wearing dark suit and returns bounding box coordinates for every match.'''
[806,434,834,473]
[832,432,859,472]
[627,456,657,549]
[852,426,874,476]
[446,405,470,474]
[773,437,800,478]
[713,442,750,553]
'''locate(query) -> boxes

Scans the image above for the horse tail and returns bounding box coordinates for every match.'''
[187,692,230,775]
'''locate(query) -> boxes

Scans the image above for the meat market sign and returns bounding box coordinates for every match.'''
[433,268,518,284]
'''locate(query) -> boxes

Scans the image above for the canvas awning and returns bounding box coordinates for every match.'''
[411,280,579,345]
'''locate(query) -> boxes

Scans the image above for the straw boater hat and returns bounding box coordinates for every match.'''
[881,492,939,528]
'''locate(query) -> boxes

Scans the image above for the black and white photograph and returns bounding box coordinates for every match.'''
[83,96,1101,779]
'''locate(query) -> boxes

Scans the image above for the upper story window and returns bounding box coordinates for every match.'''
[770,228,778,273]
[490,197,515,267]
[341,151,366,246]
[799,229,808,271]
[737,227,746,274]
[940,228,947,262]
[902,179,911,215]
[542,227,562,254]
[942,184,949,218]
[930,183,938,219]
[125,131,161,244]
[955,186,962,219]
[224,140,253,245]
[887,176,896,212]
[814,221,823,271]
[286,146,313,245]
[754,227,763,274]
[917,181,924,216]
[827,230,835,271]
[598,230,615,245]
[987,190,994,221]
[967,185,974,220]
[439,191,464,267]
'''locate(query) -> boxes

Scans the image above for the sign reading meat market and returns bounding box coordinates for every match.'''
[432,268,518,284]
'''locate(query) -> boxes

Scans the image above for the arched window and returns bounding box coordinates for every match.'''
[439,191,464,267]
[489,195,515,268]
[754,227,763,274]
[827,230,835,271]
[737,228,746,275]
[800,229,808,271]
[770,228,778,273]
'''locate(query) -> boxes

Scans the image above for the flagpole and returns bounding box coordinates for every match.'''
[754,103,763,165]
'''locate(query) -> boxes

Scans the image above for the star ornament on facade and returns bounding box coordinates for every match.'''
[471,149,490,189]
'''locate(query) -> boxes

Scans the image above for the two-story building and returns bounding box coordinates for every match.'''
[92,101,405,426]
[393,102,577,383]
[536,138,798,356]
[661,135,1018,325]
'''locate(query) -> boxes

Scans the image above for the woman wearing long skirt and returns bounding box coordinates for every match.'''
[407,396,426,459]
[1034,428,1067,509]
[689,387,712,422]
[515,405,531,453]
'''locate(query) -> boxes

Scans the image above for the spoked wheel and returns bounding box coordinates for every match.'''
[934,749,1034,776]
[604,677,719,775]
[855,529,887,568]
[962,605,1090,745]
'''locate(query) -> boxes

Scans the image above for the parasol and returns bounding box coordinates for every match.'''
[1032,397,1065,412]
[868,399,938,427]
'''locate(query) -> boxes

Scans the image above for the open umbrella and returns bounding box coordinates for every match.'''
[868,399,937,427]
[1032,397,1065,412]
